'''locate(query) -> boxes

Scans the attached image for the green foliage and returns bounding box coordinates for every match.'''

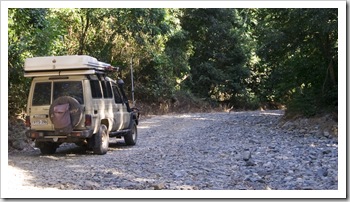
[180,8,250,107]
[286,87,319,117]
[248,8,338,115]
[8,8,338,118]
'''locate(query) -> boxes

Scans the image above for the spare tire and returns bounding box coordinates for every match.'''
[49,96,83,134]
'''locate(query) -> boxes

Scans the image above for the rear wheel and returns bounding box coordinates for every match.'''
[93,124,109,155]
[124,121,137,145]
[37,142,59,155]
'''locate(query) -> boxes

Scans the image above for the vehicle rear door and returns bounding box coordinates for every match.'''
[28,81,53,131]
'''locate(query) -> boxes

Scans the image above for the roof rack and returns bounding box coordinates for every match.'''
[24,55,118,77]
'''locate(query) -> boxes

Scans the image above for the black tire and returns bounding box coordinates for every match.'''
[37,142,58,155]
[93,124,109,155]
[75,141,88,148]
[124,121,137,146]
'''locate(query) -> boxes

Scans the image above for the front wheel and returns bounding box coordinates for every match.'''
[124,121,137,145]
[93,124,109,155]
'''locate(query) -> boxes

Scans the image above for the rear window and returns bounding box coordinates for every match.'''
[53,81,84,104]
[32,82,51,106]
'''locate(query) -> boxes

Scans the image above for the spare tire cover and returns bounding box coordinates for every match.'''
[49,96,83,129]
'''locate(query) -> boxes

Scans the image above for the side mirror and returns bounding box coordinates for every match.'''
[117,79,124,88]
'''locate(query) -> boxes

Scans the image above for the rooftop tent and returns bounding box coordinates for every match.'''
[24,55,118,77]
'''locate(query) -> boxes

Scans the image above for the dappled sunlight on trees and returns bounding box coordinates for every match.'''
[8,8,338,118]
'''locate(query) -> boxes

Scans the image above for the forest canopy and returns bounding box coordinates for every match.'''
[8,8,338,118]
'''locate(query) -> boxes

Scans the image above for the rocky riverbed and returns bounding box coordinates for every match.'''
[5,110,339,195]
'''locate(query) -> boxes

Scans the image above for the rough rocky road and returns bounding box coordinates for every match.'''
[6,110,338,193]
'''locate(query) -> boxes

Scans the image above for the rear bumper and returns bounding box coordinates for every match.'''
[26,129,93,142]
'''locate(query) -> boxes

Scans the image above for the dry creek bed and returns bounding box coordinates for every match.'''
[7,110,338,191]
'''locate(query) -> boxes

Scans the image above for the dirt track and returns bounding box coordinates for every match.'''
[5,110,338,197]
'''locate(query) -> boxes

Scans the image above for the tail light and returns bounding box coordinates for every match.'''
[85,114,92,127]
[25,116,31,128]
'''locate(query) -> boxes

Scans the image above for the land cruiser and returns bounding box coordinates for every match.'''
[24,55,139,155]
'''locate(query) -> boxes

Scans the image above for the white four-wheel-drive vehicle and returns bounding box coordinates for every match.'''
[24,55,139,155]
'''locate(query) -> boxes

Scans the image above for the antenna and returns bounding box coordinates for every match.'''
[130,56,135,107]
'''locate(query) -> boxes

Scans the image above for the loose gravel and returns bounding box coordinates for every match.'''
[6,110,338,192]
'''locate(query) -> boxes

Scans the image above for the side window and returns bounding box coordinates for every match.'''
[32,82,51,106]
[90,80,102,98]
[112,85,123,104]
[106,82,113,98]
[101,81,113,98]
